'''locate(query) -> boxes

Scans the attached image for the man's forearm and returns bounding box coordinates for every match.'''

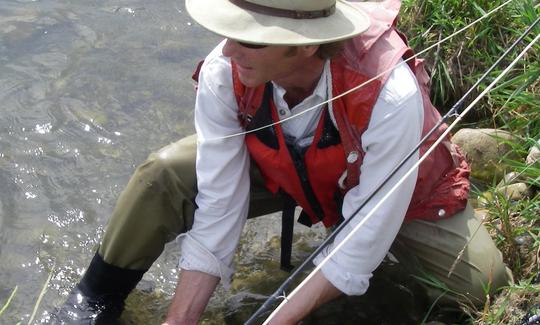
[162,269,219,325]
[268,270,342,324]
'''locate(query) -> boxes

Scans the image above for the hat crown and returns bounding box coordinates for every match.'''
[245,0,335,12]
[186,0,370,46]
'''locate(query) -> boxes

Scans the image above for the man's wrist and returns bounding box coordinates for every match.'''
[164,269,220,325]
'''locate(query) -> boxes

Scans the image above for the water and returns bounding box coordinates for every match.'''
[0,0,220,322]
[1,1,451,324]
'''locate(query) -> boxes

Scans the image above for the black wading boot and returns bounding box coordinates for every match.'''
[51,253,146,325]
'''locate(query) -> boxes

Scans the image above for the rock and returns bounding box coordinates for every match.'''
[497,172,524,187]
[452,128,518,182]
[527,139,540,165]
[496,183,532,201]
[123,285,169,324]
[75,24,98,45]
[478,183,532,206]
[476,192,493,208]
[515,233,533,247]
[474,208,490,221]
[157,41,185,63]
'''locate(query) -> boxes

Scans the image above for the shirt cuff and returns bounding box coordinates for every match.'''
[176,233,234,289]
[313,244,372,296]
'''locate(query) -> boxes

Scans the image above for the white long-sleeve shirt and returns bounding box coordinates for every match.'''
[178,40,423,295]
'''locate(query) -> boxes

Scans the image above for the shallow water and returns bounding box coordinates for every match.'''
[0,0,219,322]
[1,1,453,324]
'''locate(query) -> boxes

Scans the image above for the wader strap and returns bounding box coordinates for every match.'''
[280,194,296,272]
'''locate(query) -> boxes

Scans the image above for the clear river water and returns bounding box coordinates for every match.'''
[0,1,459,324]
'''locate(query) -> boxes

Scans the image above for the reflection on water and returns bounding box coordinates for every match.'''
[0,0,219,322]
[1,1,450,324]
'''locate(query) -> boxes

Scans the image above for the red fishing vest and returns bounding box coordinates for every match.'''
[231,1,470,228]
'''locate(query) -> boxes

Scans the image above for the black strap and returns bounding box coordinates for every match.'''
[280,194,296,272]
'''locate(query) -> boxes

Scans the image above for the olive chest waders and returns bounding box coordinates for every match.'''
[53,135,285,323]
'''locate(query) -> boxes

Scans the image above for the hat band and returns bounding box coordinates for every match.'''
[229,0,336,19]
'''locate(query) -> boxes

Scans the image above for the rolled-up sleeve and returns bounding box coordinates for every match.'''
[178,42,250,288]
[314,62,424,295]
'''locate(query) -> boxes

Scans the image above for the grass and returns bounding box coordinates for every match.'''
[401,0,540,115]
[0,286,18,318]
[0,286,21,325]
[0,266,53,325]
[399,0,540,323]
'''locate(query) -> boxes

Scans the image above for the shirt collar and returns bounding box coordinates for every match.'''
[271,60,330,109]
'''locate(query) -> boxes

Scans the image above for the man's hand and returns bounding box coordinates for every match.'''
[267,270,342,324]
[162,269,219,325]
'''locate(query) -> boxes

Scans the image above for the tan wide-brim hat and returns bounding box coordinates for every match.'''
[185,0,370,46]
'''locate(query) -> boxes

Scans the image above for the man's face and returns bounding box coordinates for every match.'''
[222,39,315,88]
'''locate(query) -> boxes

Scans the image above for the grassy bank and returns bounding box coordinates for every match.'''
[400,0,540,323]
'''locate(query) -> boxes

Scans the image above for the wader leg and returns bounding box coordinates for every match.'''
[99,134,199,270]
[56,134,283,323]
[391,203,513,306]
[99,134,284,270]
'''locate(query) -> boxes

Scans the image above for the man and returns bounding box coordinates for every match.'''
[56,0,512,324]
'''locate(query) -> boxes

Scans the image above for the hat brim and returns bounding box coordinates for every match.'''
[186,0,370,46]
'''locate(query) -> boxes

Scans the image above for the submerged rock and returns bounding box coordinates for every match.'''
[123,283,169,324]
[452,128,518,182]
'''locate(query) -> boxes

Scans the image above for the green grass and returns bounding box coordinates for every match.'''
[0,266,54,325]
[400,0,540,323]
[400,0,540,114]
[0,286,21,325]
[0,286,18,318]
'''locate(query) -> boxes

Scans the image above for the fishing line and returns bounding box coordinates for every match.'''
[206,0,512,142]
[244,14,540,325]
[261,30,540,325]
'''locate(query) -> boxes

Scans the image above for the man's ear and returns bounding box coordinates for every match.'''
[300,45,320,58]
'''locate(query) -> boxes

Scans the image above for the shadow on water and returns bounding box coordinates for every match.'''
[1,1,468,324]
